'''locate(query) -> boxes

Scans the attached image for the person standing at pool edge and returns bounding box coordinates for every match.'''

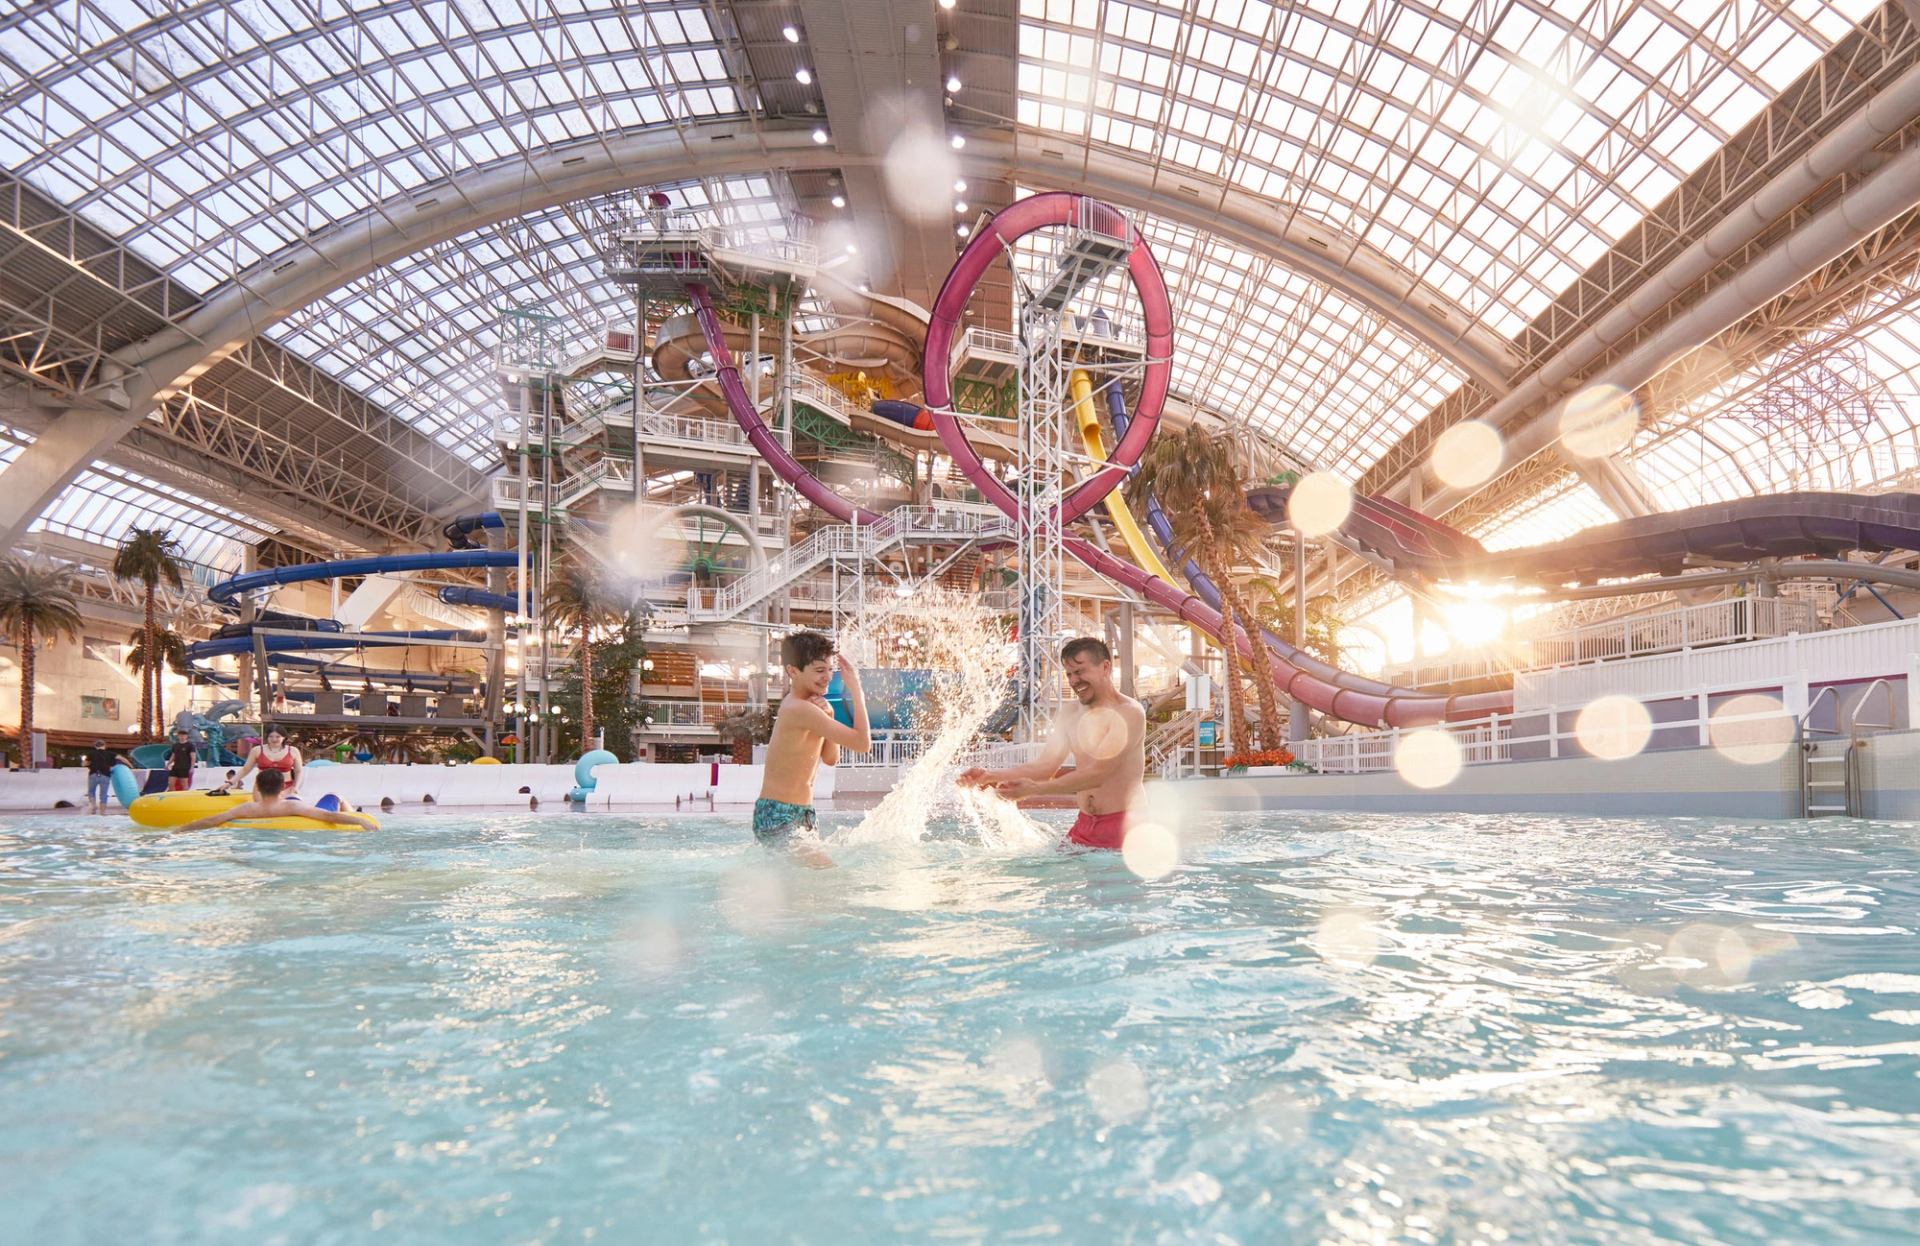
[165,728,196,792]
[83,738,135,814]
[958,637,1145,850]
[755,631,870,868]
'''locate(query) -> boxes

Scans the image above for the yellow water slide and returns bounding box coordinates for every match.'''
[1069,369,1179,585]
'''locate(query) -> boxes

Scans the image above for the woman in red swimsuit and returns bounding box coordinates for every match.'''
[233,726,303,796]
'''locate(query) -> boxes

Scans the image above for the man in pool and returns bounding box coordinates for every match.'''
[173,769,376,832]
[958,637,1145,851]
[756,631,870,868]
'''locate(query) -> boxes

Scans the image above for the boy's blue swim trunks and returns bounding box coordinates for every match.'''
[753,798,817,847]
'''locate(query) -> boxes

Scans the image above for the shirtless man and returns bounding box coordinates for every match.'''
[957,637,1146,850]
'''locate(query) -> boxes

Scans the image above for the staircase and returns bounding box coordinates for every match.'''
[938,548,983,591]
[1146,707,1207,772]
[688,505,1012,624]
[1799,737,1859,817]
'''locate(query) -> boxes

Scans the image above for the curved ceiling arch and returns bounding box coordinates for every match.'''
[0,118,1526,545]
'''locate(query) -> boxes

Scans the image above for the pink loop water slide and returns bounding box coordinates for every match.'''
[689,191,1511,728]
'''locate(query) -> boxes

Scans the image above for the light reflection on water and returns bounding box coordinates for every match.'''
[0,811,1916,1243]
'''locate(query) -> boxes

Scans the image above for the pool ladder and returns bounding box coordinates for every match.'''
[1799,738,1859,818]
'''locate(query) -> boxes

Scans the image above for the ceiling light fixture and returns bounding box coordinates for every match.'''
[812,128,829,143]
[831,194,846,208]
[845,243,858,254]
[954,179,967,193]
[949,134,965,149]
[782,25,800,42]
[938,0,956,9]
[946,75,962,93]
[956,224,970,237]
[795,68,812,84]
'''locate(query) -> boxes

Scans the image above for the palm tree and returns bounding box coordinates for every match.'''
[127,627,191,738]
[716,705,772,766]
[112,529,186,739]
[546,559,612,749]
[1137,425,1288,752]
[0,558,83,767]
[1241,577,1344,669]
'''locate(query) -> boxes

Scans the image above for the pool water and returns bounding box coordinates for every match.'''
[2,810,1918,1244]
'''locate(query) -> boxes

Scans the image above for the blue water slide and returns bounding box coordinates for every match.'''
[438,585,521,612]
[445,512,507,549]
[208,550,519,607]
[187,628,485,660]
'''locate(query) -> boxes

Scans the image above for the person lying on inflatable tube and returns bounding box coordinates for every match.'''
[173,769,376,832]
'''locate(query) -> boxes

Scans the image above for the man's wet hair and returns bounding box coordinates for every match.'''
[1061,636,1111,664]
[255,769,286,797]
[781,631,835,671]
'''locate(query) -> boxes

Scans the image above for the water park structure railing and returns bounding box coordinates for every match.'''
[1280,680,1899,779]
[689,505,1013,623]
[1379,596,1821,691]
[1525,597,1817,668]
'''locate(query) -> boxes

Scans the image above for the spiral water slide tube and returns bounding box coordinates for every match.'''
[921,193,1510,728]
[445,512,507,549]
[685,193,1495,726]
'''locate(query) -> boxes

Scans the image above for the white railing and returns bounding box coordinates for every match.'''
[637,406,752,451]
[1295,692,1806,777]
[1375,598,1822,692]
[690,505,1013,623]
[1524,597,1816,668]
[951,326,1017,363]
[641,702,713,729]
[789,372,863,425]
[700,225,818,272]
[839,736,1043,771]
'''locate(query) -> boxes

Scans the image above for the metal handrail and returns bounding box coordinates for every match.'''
[1849,678,1898,735]
[689,504,1013,622]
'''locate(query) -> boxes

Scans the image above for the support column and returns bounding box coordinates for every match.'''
[483,566,507,754]
[1117,600,1136,697]
[1288,530,1309,744]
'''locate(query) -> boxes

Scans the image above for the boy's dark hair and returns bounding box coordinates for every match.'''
[255,769,286,797]
[781,631,835,671]
[1061,636,1111,664]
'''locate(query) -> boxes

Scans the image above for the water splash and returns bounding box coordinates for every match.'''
[834,586,1054,853]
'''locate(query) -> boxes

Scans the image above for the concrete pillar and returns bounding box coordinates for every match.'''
[483,566,507,753]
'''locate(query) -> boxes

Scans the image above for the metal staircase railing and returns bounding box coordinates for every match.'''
[688,505,1012,623]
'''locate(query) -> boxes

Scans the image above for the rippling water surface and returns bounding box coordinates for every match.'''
[2,810,1918,1244]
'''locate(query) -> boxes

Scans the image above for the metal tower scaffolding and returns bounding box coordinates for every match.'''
[495,306,560,763]
[1013,205,1136,738]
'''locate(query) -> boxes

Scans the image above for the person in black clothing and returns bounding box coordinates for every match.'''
[84,739,134,815]
[165,729,197,793]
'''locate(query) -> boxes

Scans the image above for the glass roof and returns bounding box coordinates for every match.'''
[1007,196,1468,476]
[267,175,788,467]
[0,1,741,292]
[1017,0,1878,340]
[0,428,265,575]
[0,0,1906,565]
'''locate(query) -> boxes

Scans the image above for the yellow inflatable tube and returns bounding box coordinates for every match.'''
[128,790,379,832]
[1069,369,1180,585]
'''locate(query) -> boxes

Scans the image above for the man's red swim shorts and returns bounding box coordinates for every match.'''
[1068,809,1127,850]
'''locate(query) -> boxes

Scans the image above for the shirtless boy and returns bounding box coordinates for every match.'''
[174,768,377,832]
[957,637,1146,850]
[755,631,870,867]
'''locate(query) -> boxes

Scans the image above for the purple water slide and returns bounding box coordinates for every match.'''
[1420,492,1920,585]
